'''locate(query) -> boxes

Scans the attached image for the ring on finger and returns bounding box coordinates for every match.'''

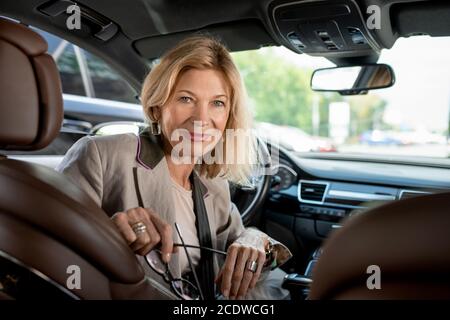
[131,221,147,235]
[246,260,258,273]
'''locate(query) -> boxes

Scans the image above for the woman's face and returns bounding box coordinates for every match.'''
[157,68,231,160]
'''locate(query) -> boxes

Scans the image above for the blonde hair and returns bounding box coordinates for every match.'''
[140,35,259,186]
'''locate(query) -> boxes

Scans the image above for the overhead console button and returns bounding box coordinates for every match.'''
[271,0,381,55]
[287,31,306,49]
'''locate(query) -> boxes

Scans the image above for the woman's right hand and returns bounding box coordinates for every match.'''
[111,207,176,263]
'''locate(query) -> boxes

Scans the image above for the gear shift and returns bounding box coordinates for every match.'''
[282,273,312,300]
[282,247,322,300]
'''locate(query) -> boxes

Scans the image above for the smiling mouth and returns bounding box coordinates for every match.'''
[189,132,212,142]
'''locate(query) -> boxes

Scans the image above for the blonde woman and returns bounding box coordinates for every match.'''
[56,36,292,300]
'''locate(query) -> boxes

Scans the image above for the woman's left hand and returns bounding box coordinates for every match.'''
[215,241,267,299]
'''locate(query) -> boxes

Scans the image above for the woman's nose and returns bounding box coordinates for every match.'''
[192,101,210,123]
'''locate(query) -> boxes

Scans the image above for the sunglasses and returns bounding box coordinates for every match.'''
[144,223,226,300]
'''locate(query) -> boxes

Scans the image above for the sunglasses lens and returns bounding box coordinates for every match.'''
[146,250,166,274]
[172,279,201,300]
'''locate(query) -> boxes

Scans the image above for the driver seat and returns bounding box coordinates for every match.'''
[0,17,174,299]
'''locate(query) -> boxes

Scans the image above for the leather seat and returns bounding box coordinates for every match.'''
[309,192,450,299]
[0,17,173,299]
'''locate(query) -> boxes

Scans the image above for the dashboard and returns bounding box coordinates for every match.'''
[266,146,450,241]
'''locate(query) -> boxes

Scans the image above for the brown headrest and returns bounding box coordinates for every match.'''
[309,192,450,299]
[0,17,63,151]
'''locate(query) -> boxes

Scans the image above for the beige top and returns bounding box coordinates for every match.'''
[170,177,201,275]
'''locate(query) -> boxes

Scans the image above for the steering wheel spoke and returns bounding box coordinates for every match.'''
[229,139,274,225]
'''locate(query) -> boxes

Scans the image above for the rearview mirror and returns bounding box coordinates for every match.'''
[311,64,395,95]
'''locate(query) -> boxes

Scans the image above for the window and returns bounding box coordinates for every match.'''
[57,44,85,96]
[231,36,450,161]
[36,28,137,103]
[35,29,85,96]
[84,51,137,103]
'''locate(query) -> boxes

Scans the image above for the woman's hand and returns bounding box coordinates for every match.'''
[111,207,176,263]
[215,241,267,300]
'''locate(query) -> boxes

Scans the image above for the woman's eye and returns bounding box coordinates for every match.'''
[213,100,225,107]
[180,96,192,103]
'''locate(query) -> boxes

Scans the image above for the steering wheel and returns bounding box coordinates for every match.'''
[229,139,273,226]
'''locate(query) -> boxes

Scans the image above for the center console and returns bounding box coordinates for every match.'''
[282,247,322,300]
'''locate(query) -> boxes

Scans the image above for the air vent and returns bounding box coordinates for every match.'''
[298,180,329,204]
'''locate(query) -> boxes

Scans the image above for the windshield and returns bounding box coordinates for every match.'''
[231,36,450,162]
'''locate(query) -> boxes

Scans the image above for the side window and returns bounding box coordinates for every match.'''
[36,29,85,96]
[56,43,85,96]
[37,28,137,103]
[84,51,137,103]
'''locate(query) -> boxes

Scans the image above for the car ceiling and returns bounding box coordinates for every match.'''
[1,0,449,91]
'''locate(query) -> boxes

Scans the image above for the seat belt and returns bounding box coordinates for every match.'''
[190,172,216,300]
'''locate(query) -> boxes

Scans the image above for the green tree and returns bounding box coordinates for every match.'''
[233,48,388,139]
[232,48,315,133]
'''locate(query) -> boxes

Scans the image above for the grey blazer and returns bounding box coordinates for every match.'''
[56,130,292,299]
